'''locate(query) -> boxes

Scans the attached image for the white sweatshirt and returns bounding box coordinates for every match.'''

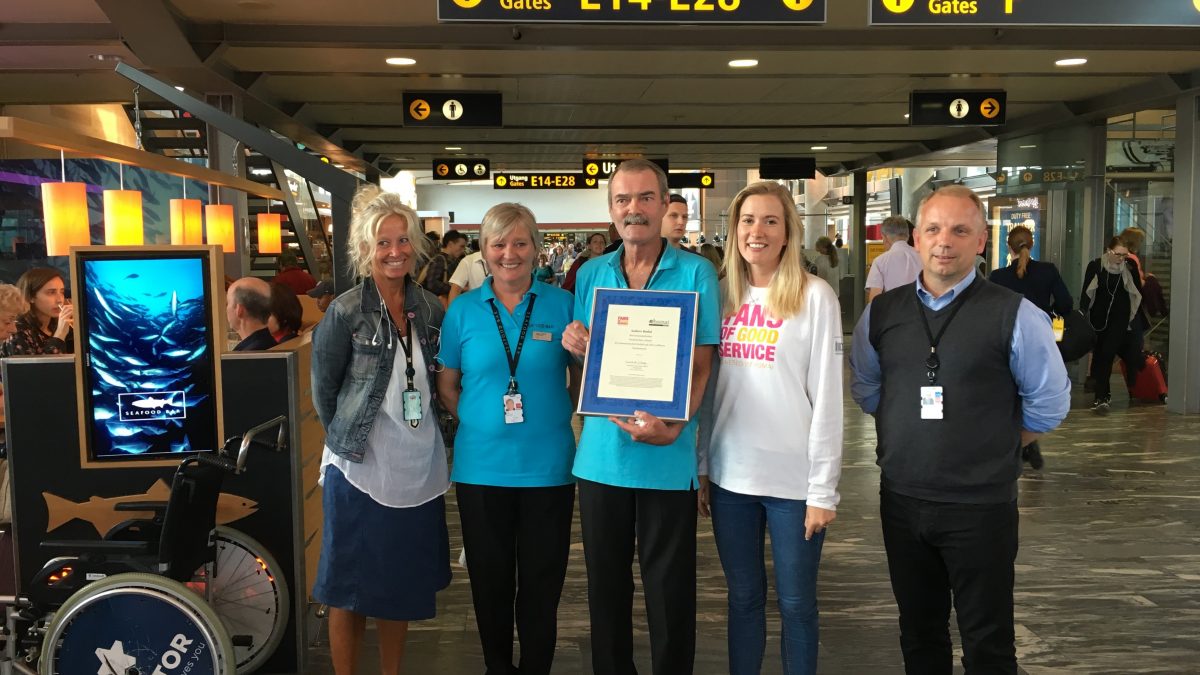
[706,275,844,509]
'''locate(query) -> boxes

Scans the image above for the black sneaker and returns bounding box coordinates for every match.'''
[1091,397,1111,415]
[1021,441,1045,470]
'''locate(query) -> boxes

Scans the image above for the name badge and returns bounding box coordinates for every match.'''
[1052,316,1065,343]
[402,389,423,422]
[532,331,552,342]
[920,386,944,420]
[503,393,525,424]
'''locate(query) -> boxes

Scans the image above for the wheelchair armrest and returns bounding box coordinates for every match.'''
[114,500,168,512]
[40,540,154,555]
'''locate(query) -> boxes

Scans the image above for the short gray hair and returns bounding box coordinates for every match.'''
[0,283,25,317]
[347,184,433,278]
[917,185,986,232]
[608,159,669,204]
[480,202,541,249]
[880,215,912,240]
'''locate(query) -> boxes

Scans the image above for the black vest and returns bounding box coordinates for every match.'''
[869,276,1023,504]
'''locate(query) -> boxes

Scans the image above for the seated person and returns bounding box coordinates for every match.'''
[273,251,317,296]
[10,267,73,355]
[226,277,276,351]
[307,280,336,312]
[268,282,304,344]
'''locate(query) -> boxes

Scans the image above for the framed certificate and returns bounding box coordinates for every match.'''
[577,287,699,421]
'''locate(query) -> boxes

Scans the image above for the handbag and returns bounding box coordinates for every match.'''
[1057,309,1096,362]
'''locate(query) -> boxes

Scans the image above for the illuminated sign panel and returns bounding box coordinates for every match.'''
[493,172,599,189]
[870,0,1200,26]
[439,0,825,24]
[909,90,1006,126]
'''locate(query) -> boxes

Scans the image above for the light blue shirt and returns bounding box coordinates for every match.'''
[438,278,576,487]
[850,270,1071,434]
[572,241,721,490]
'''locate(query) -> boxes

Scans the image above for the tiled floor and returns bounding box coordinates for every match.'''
[304,379,1200,674]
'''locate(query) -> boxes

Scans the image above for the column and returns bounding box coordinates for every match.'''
[1167,93,1200,414]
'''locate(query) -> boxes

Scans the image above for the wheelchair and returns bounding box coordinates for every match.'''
[2,416,290,675]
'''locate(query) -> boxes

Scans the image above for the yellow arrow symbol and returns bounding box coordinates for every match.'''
[586,178,597,187]
[980,98,1001,119]
[701,175,713,186]
[586,163,599,176]
[880,0,915,13]
[436,163,449,176]
[495,176,507,187]
[781,0,814,9]
[453,0,482,7]
[409,99,430,121]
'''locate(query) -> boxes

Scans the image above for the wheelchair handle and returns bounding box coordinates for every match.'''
[235,415,288,473]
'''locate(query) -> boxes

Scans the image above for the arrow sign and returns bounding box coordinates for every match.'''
[409,99,430,121]
[980,97,1001,119]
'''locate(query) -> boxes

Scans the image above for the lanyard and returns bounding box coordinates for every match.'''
[394,316,419,427]
[619,238,667,289]
[915,280,978,385]
[489,294,537,394]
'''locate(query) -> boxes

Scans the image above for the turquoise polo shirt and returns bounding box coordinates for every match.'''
[571,240,720,490]
[438,278,576,487]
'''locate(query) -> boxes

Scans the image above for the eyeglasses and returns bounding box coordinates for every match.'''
[1108,251,1129,258]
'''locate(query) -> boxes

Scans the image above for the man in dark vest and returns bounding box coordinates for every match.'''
[849,185,1071,674]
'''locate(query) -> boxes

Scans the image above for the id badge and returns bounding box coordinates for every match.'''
[503,393,525,424]
[1052,316,1065,343]
[920,386,944,420]
[402,389,423,422]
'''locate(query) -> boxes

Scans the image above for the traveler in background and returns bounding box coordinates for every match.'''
[273,250,317,296]
[449,244,491,304]
[988,225,1072,317]
[1118,227,1147,282]
[662,193,690,248]
[268,282,304,344]
[1081,237,1148,415]
[226,277,277,351]
[561,159,719,675]
[308,280,336,313]
[562,232,607,293]
[850,185,1071,675]
[10,267,73,355]
[311,185,449,675]
[812,236,841,297]
[602,222,623,254]
[702,181,843,675]
[437,202,579,675]
[0,284,25,360]
[534,253,556,285]
[865,215,921,302]
[699,243,724,278]
[419,229,468,305]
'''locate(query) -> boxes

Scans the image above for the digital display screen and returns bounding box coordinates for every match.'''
[75,252,219,460]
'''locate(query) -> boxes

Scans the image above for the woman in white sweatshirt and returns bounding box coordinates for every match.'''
[700,181,844,675]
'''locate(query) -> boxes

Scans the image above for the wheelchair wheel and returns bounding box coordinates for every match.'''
[40,572,234,675]
[199,527,290,674]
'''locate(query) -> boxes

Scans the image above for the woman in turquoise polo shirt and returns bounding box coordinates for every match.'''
[437,202,580,675]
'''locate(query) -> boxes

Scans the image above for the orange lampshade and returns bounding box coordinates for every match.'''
[205,204,235,251]
[102,189,144,246]
[257,212,282,254]
[42,181,91,256]
[170,198,204,245]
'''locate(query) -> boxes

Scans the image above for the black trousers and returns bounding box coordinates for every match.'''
[577,479,697,675]
[880,488,1019,675]
[1089,327,1143,399]
[457,482,575,675]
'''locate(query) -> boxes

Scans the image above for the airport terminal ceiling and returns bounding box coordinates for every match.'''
[2,0,1200,177]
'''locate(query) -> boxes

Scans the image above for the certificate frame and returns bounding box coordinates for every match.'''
[577,287,699,421]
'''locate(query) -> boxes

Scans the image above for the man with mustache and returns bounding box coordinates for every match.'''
[562,159,720,675]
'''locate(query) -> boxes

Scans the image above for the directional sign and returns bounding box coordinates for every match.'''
[909,91,1006,126]
[403,92,502,127]
[439,0,825,24]
[582,157,670,179]
[431,158,490,181]
[870,0,1200,26]
[493,173,597,190]
[759,157,817,180]
[668,173,717,190]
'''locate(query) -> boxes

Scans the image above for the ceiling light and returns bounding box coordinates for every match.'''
[1019,144,1037,149]
[385,57,417,66]
[728,59,758,68]
[334,164,345,168]
[445,146,462,151]
[1055,57,1087,67]
[89,53,122,62]
[810,146,828,151]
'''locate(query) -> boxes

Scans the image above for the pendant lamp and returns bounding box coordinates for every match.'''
[205,203,235,251]
[170,179,203,245]
[103,166,144,246]
[256,212,283,254]
[42,152,91,256]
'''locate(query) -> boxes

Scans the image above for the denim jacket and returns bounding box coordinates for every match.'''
[311,275,445,462]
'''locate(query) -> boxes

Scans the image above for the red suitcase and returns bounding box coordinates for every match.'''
[1121,351,1168,403]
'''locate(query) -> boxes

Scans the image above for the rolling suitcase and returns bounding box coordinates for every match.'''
[1121,351,1168,403]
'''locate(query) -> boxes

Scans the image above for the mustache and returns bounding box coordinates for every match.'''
[623,214,650,226]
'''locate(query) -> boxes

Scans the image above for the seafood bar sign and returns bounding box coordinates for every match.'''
[77,253,219,460]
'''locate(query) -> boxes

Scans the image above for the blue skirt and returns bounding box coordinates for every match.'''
[312,465,451,621]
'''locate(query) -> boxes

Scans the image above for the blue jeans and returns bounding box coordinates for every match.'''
[710,483,825,675]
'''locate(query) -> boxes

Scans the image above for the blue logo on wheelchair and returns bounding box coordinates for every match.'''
[50,592,216,675]
[117,391,187,422]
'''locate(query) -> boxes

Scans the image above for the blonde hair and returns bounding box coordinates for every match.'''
[1007,225,1034,279]
[347,185,432,278]
[722,181,808,320]
[918,184,987,231]
[479,202,542,250]
[0,283,26,317]
[1118,227,1145,253]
